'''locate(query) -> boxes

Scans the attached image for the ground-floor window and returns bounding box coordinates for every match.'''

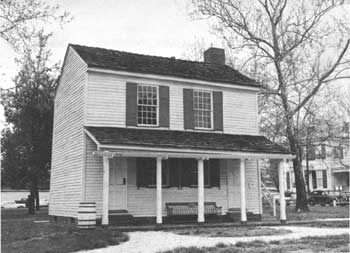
[311,171,317,189]
[322,170,327,188]
[136,158,220,188]
[136,158,170,187]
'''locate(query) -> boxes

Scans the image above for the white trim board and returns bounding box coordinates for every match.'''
[87,67,260,92]
[94,146,293,160]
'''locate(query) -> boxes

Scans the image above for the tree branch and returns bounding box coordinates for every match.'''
[292,39,350,115]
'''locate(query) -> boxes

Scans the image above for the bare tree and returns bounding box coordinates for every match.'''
[0,0,70,52]
[191,0,350,211]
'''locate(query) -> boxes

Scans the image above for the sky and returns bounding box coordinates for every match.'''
[1,0,348,128]
[0,0,219,128]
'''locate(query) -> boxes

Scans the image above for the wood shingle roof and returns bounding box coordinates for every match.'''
[85,127,289,154]
[70,44,259,87]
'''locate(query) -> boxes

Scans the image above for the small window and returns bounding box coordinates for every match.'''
[137,85,158,126]
[193,90,212,129]
[308,145,316,160]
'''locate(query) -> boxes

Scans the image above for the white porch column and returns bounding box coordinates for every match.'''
[279,159,287,223]
[156,157,162,224]
[240,158,247,224]
[197,158,205,223]
[102,155,110,225]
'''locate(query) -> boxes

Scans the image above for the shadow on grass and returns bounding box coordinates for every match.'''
[161,234,349,253]
[173,226,291,237]
[1,208,129,253]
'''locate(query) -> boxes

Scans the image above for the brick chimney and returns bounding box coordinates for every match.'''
[203,47,225,65]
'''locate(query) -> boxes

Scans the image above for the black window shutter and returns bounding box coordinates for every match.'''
[183,89,194,129]
[168,159,179,187]
[209,159,220,187]
[213,91,223,131]
[136,159,147,188]
[182,158,195,186]
[312,171,317,189]
[159,86,170,127]
[126,82,138,126]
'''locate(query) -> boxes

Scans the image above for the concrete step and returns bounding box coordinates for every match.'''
[109,210,135,225]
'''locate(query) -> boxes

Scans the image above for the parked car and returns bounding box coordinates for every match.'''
[337,192,350,206]
[308,190,337,206]
[40,199,49,207]
[15,198,28,204]
[1,201,26,209]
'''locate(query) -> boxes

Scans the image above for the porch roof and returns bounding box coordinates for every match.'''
[85,126,290,156]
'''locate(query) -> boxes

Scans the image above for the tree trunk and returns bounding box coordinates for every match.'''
[287,130,309,211]
[28,188,35,214]
[35,189,40,211]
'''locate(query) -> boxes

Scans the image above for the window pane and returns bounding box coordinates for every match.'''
[137,85,158,125]
[193,90,212,129]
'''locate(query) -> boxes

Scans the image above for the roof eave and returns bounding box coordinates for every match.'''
[86,66,261,91]
[96,144,294,159]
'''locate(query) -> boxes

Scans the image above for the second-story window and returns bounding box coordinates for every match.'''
[193,90,213,129]
[137,85,158,126]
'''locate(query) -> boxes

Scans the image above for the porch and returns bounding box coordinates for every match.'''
[332,170,350,191]
[85,126,293,226]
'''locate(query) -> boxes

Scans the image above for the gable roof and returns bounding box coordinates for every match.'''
[70,44,259,88]
[85,127,290,155]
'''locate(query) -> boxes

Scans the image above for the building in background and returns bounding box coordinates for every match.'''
[286,134,349,193]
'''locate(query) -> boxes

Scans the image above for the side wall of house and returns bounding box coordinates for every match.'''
[85,72,259,135]
[84,135,104,215]
[49,48,87,218]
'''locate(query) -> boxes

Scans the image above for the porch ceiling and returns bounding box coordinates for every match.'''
[85,127,292,159]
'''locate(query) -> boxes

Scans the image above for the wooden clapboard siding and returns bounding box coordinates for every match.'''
[85,72,126,127]
[84,135,103,216]
[169,84,184,130]
[226,159,261,214]
[49,47,87,218]
[223,90,258,135]
[244,160,261,214]
[84,72,258,135]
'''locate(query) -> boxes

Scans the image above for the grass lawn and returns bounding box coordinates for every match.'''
[285,205,349,220]
[161,234,350,253]
[172,226,291,237]
[298,220,349,228]
[1,208,129,253]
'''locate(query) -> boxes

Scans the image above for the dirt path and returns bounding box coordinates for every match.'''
[76,225,349,253]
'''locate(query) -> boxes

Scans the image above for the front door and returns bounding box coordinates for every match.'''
[109,158,128,210]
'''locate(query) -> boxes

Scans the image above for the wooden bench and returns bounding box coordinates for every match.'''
[166,202,222,216]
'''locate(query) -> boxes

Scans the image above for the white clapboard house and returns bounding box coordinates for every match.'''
[285,137,349,193]
[49,44,292,225]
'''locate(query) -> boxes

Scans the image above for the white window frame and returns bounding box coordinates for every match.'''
[137,84,159,127]
[193,90,214,130]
